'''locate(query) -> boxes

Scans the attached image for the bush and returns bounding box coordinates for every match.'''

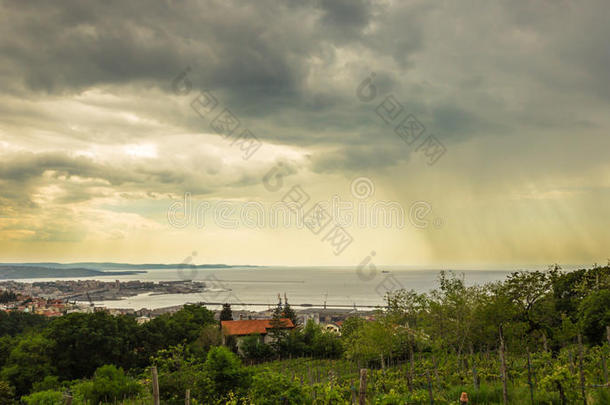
[240,334,274,361]
[158,367,214,404]
[248,371,310,404]
[21,390,64,405]
[204,346,251,398]
[70,364,142,404]
[0,380,15,404]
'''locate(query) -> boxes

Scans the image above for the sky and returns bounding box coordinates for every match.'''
[0,0,608,267]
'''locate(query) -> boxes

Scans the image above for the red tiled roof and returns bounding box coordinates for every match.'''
[221,318,294,336]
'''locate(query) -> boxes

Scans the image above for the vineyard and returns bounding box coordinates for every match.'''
[250,346,610,404]
[3,265,609,404]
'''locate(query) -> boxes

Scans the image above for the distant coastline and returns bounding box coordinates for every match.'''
[0,265,144,279]
[1,262,260,271]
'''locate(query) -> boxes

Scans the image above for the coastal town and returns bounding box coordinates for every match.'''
[0,279,206,318]
[0,279,374,330]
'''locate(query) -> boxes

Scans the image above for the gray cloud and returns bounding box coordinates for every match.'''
[0,0,609,256]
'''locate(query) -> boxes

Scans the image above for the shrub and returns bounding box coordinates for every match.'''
[21,390,64,405]
[204,346,251,398]
[249,371,310,404]
[71,364,142,404]
[240,334,274,361]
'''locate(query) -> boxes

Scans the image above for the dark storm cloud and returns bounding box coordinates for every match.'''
[1,0,610,176]
[310,144,409,173]
[0,151,217,209]
[1,0,309,95]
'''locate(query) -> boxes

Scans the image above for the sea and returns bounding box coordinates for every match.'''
[7,266,539,312]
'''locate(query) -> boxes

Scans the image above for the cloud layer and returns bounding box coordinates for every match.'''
[0,0,608,265]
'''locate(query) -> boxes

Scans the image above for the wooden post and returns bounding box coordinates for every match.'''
[426,369,434,405]
[151,366,160,405]
[605,325,610,385]
[602,353,608,386]
[358,369,367,405]
[470,346,478,391]
[406,363,413,392]
[185,388,190,405]
[557,381,567,405]
[499,325,508,405]
[568,350,575,375]
[542,332,549,353]
[526,348,534,404]
[408,335,415,392]
[577,334,587,405]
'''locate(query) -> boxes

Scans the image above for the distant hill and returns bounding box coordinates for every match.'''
[0,262,260,271]
[0,265,143,280]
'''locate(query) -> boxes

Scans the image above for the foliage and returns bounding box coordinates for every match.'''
[204,346,251,398]
[0,380,15,404]
[141,304,216,358]
[70,364,142,404]
[190,324,222,358]
[578,289,610,344]
[0,291,17,303]
[248,371,310,404]
[0,311,47,336]
[282,299,298,327]
[0,333,55,395]
[220,303,233,321]
[1,266,610,403]
[240,334,274,362]
[43,311,140,381]
[21,389,64,405]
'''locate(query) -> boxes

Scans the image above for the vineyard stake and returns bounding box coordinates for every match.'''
[358,369,367,405]
[499,325,508,405]
[426,369,434,405]
[526,347,534,404]
[577,333,587,405]
[151,366,160,405]
[470,345,478,391]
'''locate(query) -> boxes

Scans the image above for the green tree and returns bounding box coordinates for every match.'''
[269,297,289,355]
[0,291,16,303]
[282,294,298,326]
[248,371,309,404]
[0,380,15,405]
[579,289,610,344]
[21,390,64,405]
[204,346,251,398]
[345,316,400,366]
[340,316,366,339]
[220,303,233,321]
[141,304,216,357]
[240,335,274,361]
[70,364,142,404]
[44,312,140,380]
[0,333,55,396]
[190,324,222,358]
[0,311,47,336]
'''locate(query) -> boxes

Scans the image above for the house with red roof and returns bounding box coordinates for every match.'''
[221,318,295,352]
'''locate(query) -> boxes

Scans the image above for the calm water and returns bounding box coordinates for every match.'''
[11,267,520,311]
